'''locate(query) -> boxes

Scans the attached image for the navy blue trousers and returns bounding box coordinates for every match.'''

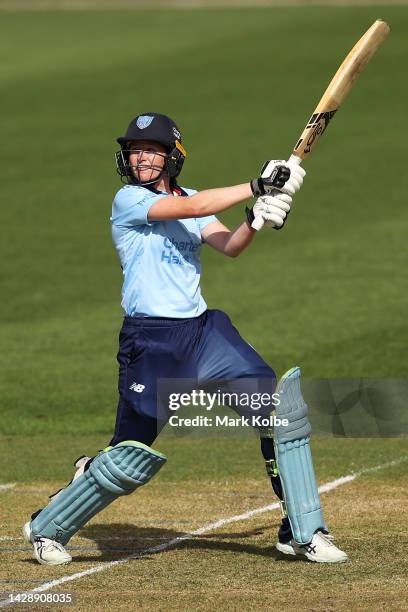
[110,309,292,543]
[111,309,276,445]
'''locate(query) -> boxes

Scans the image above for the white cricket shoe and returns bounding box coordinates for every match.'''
[23,522,72,566]
[276,530,348,563]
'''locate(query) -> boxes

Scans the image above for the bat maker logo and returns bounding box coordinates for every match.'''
[295,110,337,153]
[306,111,337,129]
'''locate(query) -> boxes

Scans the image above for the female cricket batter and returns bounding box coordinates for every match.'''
[24,113,347,565]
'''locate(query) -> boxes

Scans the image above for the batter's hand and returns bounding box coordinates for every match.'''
[280,159,306,196]
[251,160,290,197]
[247,193,292,230]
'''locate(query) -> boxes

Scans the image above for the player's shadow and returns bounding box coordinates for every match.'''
[74,522,293,563]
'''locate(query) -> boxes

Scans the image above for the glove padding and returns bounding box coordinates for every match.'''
[277,159,306,195]
[252,193,292,229]
[257,159,306,196]
[251,160,290,196]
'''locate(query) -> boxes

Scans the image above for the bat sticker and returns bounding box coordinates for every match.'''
[295,110,337,153]
[306,110,337,128]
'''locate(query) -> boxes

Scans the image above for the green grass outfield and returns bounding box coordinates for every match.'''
[1,6,407,437]
[0,7,407,608]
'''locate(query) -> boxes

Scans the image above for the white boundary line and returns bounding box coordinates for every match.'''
[0,484,15,493]
[0,456,406,608]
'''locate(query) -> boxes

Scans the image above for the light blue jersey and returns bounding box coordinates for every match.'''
[110,184,217,318]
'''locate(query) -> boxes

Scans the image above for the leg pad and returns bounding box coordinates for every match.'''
[31,441,167,545]
[274,368,325,545]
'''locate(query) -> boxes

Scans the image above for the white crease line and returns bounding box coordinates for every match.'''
[0,455,406,608]
[0,484,15,493]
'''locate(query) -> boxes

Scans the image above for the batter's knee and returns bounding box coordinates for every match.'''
[91,440,167,494]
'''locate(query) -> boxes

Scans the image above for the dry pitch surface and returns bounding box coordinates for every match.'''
[1,438,407,611]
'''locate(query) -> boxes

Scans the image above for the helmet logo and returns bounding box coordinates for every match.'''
[172,126,181,140]
[136,115,154,129]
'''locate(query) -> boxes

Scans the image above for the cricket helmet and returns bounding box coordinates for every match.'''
[115,112,187,185]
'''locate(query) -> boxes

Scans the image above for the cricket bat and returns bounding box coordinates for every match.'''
[252,19,390,230]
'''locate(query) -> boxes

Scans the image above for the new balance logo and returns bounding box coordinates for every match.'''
[129,382,145,393]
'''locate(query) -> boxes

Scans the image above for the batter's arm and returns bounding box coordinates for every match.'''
[201,219,256,258]
[148,183,253,222]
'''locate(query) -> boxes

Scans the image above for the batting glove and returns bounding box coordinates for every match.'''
[251,159,306,197]
[246,193,292,230]
[250,160,291,196]
[280,160,306,196]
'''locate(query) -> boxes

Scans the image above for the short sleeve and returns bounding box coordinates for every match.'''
[111,186,166,227]
[178,187,217,233]
[196,214,218,232]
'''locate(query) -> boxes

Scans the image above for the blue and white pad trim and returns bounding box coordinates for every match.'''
[30,441,167,545]
[274,367,325,545]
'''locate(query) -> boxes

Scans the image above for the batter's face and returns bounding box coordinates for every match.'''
[128,140,168,184]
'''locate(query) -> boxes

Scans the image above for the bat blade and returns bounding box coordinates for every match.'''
[251,20,390,231]
[292,19,390,161]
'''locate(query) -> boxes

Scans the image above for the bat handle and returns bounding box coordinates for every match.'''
[251,215,265,231]
[288,153,302,166]
[251,154,303,230]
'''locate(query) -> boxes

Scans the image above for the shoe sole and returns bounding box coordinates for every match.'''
[304,553,348,563]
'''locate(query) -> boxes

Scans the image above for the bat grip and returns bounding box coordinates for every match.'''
[250,155,303,231]
[288,153,302,166]
[251,214,265,231]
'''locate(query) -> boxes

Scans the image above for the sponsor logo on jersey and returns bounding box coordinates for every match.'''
[161,235,199,266]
